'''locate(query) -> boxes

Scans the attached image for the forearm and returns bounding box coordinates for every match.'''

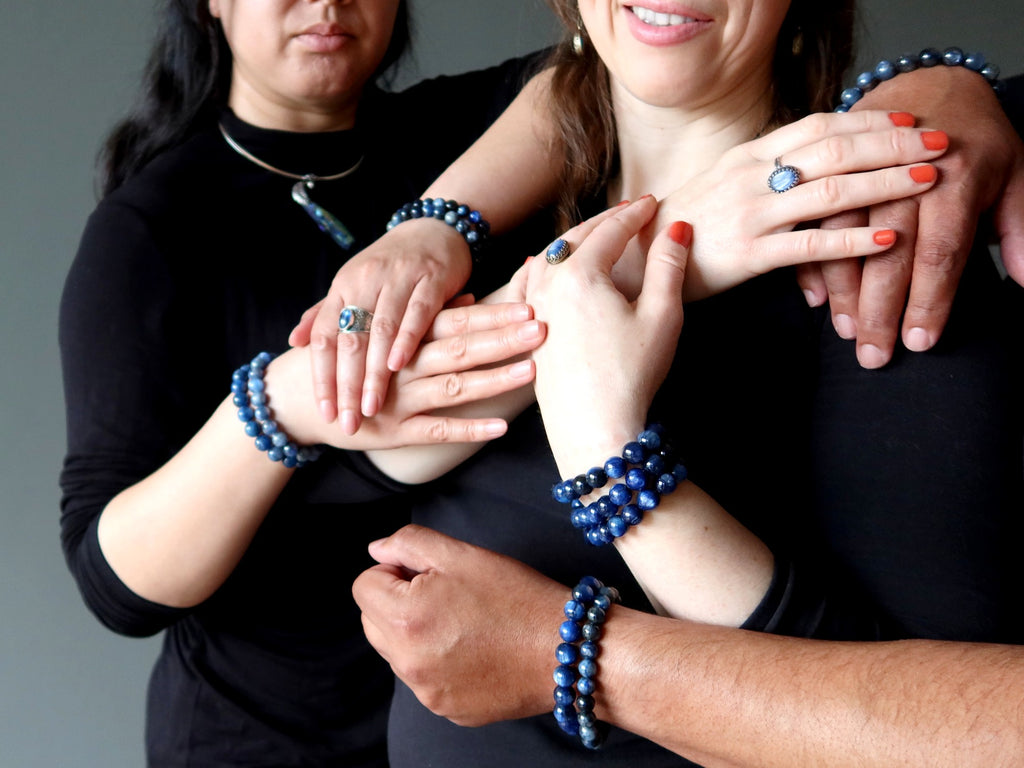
[599,610,1024,767]
[422,70,560,233]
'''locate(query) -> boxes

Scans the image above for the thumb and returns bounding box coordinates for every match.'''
[288,299,323,347]
[993,162,1024,286]
[367,523,454,575]
[638,220,691,320]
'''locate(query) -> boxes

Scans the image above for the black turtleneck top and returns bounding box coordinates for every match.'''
[59,58,536,767]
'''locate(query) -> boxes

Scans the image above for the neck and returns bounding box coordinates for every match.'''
[609,76,775,203]
[227,78,360,133]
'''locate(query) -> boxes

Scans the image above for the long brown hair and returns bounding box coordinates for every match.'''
[544,0,856,228]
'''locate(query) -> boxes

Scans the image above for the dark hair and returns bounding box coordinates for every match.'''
[544,0,856,228]
[99,0,410,196]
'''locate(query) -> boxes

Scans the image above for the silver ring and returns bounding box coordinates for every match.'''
[338,305,373,333]
[767,157,801,193]
[545,238,571,265]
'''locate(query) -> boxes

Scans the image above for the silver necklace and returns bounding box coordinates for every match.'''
[218,122,362,250]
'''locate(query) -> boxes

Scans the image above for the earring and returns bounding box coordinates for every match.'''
[572,15,585,55]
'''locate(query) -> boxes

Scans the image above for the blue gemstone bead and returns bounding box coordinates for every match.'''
[282,456,298,469]
[261,419,278,435]
[580,640,600,659]
[981,63,1000,82]
[656,473,677,494]
[834,104,850,113]
[874,59,896,80]
[254,434,272,451]
[444,211,459,225]
[577,710,597,728]
[267,446,284,462]
[586,605,606,623]
[584,721,609,749]
[477,220,490,236]
[553,703,575,723]
[625,468,648,491]
[237,406,254,422]
[559,620,582,643]
[586,467,608,489]
[231,393,247,407]
[608,483,631,506]
[578,575,603,594]
[554,686,575,706]
[555,642,578,666]
[918,47,941,67]
[254,351,272,367]
[230,379,247,395]
[839,87,862,106]
[468,210,482,223]
[606,515,628,538]
[943,47,964,66]
[600,585,621,603]
[595,496,617,519]
[454,219,470,234]
[637,488,661,510]
[564,599,586,621]
[584,527,607,546]
[551,481,572,504]
[247,374,265,392]
[672,463,689,483]
[644,453,665,475]
[553,663,576,687]
[582,622,602,641]
[592,594,611,612]
[595,525,614,546]
[244,420,260,437]
[583,504,601,527]
[570,509,589,529]
[249,391,267,405]
[637,429,661,450]
[271,432,288,447]
[604,456,627,478]
[578,658,597,679]
[465,230,479,246]
[577,676,596,696]
[895,53,919,73]
[253,406,270,422]
[456,204,470,216]
[572,475,593,497]
[854,70,876,90]
[576,694,595,712]
[283,443,298,457]
[621,503,643,526]
[622,441,645,463]
[558,716,580,736]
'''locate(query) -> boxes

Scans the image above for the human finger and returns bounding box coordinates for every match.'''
[546,196,658,276]
[747,225,898,279]
[794,262,828,307]
[334,321,370,435]
[637,220,691,324]
[408,319,545,378]
[424,302,534,342]
[358,281,417,419]
[288,299,323,347]
[993,148,1024,286]
[309,291,347,423]
[817,208,868,339]
[366,524,456,574]
[749,110,921,162]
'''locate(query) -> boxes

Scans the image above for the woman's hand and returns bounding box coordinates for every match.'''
[524,196,691,474]
[650,110,949,302]
[274,301,544,451]
[289,220,473,434]
[353,524,564,726]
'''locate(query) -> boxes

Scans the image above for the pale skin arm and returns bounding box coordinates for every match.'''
[98,304,544,608]
[354,525,1024,768]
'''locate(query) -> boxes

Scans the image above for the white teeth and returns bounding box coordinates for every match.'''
[631,6,694,26]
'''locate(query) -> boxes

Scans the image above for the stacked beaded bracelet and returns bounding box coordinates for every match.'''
[552,576,621,749]
[835,46,1002,112]
[386,198,490,255]
[232,352,324,469]
[551,425,688,546]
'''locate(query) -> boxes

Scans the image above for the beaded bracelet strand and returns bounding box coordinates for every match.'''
[386,198,490,255]
[835,46,1002,112]
[552,576,621,749]
[232,352,324,469]
[551,425,688,546]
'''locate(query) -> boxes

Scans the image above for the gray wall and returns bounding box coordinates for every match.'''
[1,1,1019,765]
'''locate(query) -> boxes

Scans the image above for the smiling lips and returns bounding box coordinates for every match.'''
[624,3,712,45]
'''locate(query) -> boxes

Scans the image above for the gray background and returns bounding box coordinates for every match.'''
[1,1,1020,765]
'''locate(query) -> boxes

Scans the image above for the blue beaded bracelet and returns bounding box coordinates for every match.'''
[385,198,490,255]
[835,46,1002,112]
[551,425,688,546]
[553,576,620,750]
[232,352,324,469]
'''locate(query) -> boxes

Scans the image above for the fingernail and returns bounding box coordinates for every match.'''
[483,420,508,437]
[341,409,358,436]
[510,303,532,321]
[524,255,534,265]
[802,289,825,308]
[668,220,693,248]
[888,111,915,127]
[517,320,543,340]
[921,130,948,151]
[639,193,656,201]
[873,229,897,246]
[319,399,336,423]
[509,360,533,379]
[616,199,630,206]
[387,350,406,372]
[904,326,934,352]
[834,313,857,340]
[361,391,380,417]
[910,165,937,184]
[857,343,890,369]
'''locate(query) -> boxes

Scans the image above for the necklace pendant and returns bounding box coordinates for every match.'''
[291,180,355,250]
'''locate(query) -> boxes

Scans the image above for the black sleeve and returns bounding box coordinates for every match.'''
[748,249,1024,643]
[59,200,195,636]
[1003,73,1024,135]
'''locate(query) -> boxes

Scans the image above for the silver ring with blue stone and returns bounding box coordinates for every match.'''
[546,238,571,265]
[767,157,801,193]
[338,305,373,333]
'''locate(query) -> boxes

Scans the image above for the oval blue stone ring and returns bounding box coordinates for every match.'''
[545,238,571,265]
[338,305,373,333]
[767,157,801,193]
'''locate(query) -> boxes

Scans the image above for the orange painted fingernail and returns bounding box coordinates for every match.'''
[524,255,534,265]
[921,130,948,151]
[668,220,693,248]
[616,199,630,206]
[889,111,915,127]
[873,229,897,246]
[910,165,937,183]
